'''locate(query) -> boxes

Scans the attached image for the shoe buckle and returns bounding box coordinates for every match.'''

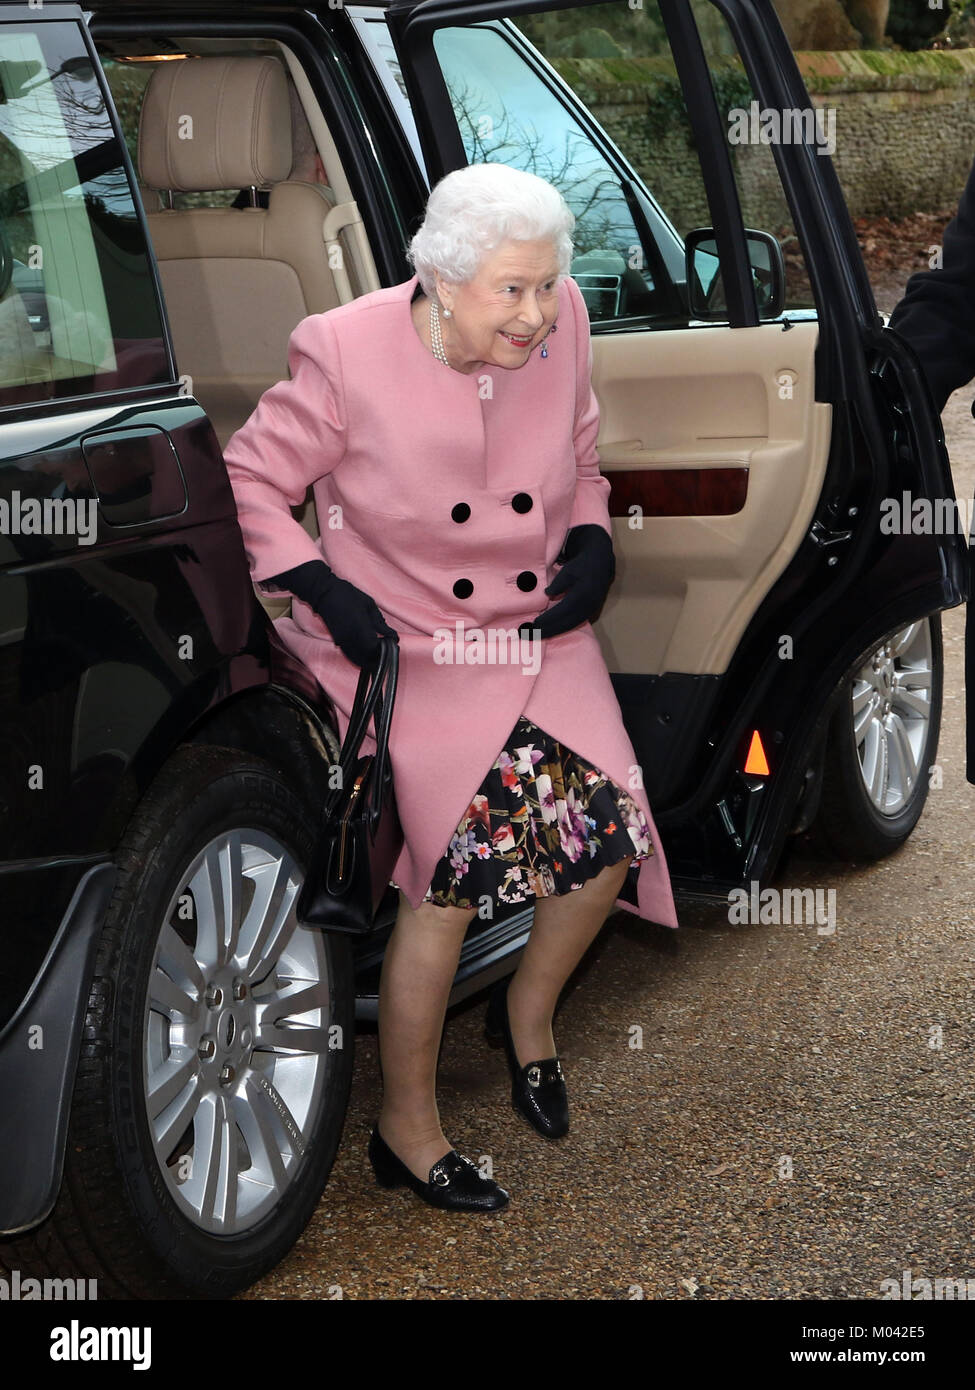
[528,1061,563,1087]
[432,1169,451,1186]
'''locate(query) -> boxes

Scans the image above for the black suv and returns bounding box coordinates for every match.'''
[0,0,965,1298]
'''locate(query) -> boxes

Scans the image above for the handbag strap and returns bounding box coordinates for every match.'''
[338,636,393,754]
[365,637,398,824]
[328,635,398,813]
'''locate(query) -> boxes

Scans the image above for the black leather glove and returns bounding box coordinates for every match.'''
[260,560,397,667]
[519,524,615,641]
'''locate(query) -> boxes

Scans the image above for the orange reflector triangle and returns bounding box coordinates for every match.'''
[744,730,770,775]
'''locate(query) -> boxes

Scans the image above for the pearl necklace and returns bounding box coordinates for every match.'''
[429,299,451,366]
[428,296,556,366]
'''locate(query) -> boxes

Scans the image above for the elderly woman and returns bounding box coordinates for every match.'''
[224,162,678,1215]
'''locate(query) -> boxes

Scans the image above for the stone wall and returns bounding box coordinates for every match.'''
[551,49,975,229]
[795,49,975,216]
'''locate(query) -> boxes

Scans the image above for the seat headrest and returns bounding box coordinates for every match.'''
[138,55,292,193]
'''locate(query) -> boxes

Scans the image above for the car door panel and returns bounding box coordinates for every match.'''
[591,320,831,676]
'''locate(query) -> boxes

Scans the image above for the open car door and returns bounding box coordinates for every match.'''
[384,0,966,903]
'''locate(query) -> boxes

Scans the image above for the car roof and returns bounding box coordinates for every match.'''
[0,1,394,8]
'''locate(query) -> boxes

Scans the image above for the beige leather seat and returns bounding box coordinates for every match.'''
[137,54,341,616]
[138,53,342,447]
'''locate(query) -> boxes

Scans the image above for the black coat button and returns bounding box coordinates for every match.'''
[511,492,533,513]
[451,502,471,523]
[453,578,474,598]
[516,571,537,591]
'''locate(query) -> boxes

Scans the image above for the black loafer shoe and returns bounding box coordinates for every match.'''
[368,1125,509,1212]
[485,977,569,1139]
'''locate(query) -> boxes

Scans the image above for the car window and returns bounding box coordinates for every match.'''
[687,0,816,312]
[0,22,169,409]
[430,19,681,324]
[349,8,427,185]
[404,1,818,328]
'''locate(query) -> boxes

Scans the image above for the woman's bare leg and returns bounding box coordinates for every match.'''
[376,891,477,1181]
[504,856,633,1067]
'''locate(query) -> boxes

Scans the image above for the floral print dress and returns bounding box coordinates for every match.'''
[404,715,653,910]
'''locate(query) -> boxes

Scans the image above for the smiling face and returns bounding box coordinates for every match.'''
[434,238,561,371]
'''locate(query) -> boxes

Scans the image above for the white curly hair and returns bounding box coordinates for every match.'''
[406,162,575,297]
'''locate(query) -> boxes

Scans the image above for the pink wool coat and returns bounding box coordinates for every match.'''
[223,271,679,929]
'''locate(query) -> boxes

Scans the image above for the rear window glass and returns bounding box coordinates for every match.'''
[0,23,169,409]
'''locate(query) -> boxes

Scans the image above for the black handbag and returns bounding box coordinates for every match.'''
[296,634,402,932]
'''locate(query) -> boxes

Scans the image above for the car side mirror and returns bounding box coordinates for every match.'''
[685,227,786,320]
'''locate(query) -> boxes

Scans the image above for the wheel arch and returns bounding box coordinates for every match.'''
[754,602,946,884]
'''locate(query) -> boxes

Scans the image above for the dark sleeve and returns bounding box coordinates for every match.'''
[257,560,331,602]
[887,153,975,413]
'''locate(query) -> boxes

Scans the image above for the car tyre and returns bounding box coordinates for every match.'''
[0,744,353,1299]
[815,615,943,861]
